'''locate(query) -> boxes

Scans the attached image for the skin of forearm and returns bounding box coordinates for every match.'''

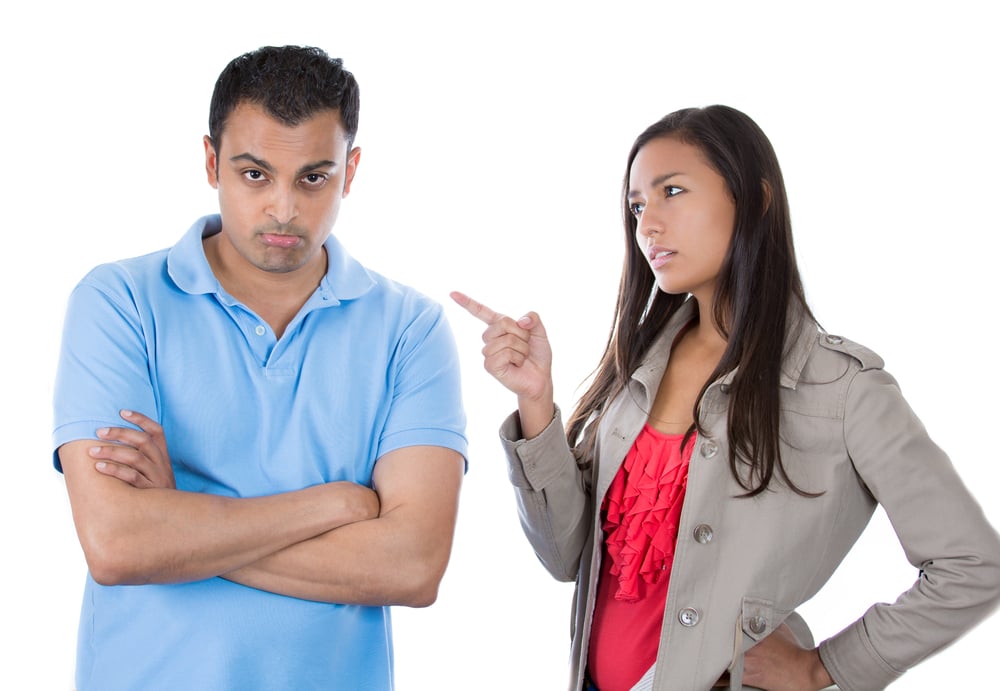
[517,385,555,440]
[61,440,377,586]
[223,509,453,607]
[225,447,464,607]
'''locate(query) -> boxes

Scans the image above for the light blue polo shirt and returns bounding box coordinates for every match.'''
[52,214,467,690]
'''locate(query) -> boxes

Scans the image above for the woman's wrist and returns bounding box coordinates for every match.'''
[806,648,834,689]
[516,390,555,440]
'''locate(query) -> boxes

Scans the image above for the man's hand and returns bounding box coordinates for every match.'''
[742,622,834,691]
[91,410,175,489]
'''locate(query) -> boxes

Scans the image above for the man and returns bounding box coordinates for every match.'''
[52,46,467,690]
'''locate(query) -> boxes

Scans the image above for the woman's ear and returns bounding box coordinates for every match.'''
[761,180,772,214]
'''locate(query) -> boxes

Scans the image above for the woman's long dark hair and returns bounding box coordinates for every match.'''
[566,105,815,497]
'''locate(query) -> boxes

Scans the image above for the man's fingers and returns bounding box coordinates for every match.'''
[94,459,150,488]
[119,409,164,437]
[97,426,154,454]
[449,291,504,325]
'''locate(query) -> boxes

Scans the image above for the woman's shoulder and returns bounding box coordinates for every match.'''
[787,321,888,395]
[812,331,884,371]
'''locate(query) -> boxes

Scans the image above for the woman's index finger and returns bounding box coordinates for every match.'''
[449,291,504,325]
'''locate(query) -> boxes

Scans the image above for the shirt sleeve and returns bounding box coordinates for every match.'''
[376,301,468,464]
[52,267,159,471]
[818,367,1000,690]
[499,406,593,582]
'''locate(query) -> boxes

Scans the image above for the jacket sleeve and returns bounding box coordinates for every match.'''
[818,367,1000,691]
[499,406,594,582]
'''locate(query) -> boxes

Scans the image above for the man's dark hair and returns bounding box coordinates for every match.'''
[208,45,360,153]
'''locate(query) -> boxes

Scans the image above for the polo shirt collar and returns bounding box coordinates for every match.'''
[167,214,376,303]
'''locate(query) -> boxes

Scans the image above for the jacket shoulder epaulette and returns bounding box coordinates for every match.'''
[816,332,884,371]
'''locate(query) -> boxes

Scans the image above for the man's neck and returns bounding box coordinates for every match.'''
[203,233,326,339]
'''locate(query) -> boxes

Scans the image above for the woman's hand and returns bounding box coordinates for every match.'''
[450,291,555,438]
[90,410,176,489]
[742,622,834,691]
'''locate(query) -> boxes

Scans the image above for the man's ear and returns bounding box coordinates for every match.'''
[204,135,219,189]
[342,146,361,196]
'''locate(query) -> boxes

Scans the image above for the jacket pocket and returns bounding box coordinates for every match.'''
[740,596,793,645]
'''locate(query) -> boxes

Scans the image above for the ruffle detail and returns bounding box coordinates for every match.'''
[601,425,694,602]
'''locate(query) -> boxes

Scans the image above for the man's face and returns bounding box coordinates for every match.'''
[204,102,360,278]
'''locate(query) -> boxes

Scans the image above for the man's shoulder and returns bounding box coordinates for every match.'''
[355,267,444,316]
[76,247,172,294]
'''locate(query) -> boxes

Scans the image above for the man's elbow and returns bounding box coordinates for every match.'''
[86,549,142,586]
[393,559,448,608]
[399,583,440,609]
[79,527,151,586]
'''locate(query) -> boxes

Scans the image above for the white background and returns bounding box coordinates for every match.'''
[2,1,998,688]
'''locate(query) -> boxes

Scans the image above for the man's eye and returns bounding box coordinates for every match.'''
[629,202,644,217]
[243,170,265,182]
[302,173,327,187]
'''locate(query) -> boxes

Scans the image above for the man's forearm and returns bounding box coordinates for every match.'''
[60,439,379,586]
[224,506,450,606]
[225,446,464,607]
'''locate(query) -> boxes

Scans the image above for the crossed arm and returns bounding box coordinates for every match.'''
[59,410,464,607]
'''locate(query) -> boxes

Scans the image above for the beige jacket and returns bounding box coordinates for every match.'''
[500,300,1000,691]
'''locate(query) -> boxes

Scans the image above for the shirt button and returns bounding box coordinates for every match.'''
[719,383,731,394]
[825,334,843,345]
[678,607,701,627]
[748,615,767,634]
[700,440,718,458]
[693,524,714,544]
[255,325,266,336]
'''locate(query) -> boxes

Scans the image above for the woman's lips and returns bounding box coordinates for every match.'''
[648,247,676,269]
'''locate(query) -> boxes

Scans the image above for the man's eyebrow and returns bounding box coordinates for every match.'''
[628,171,681,198]
[229,153,337,178]
[295,160,337,177]
[230,153,274,172]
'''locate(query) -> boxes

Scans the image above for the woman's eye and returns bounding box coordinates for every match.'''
[629,202,645,217]
[665,185,682,197]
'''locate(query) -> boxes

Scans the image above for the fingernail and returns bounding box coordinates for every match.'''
[95,462,106,470]
[121,410,133,418]
[96,428,109,437]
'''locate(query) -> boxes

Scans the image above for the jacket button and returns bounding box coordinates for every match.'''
[693,524,714,544]
[678,607,701,627]
[748,615,767,634]
[825,334,843,345]
[719,383,731,394]
[700,440,718,458]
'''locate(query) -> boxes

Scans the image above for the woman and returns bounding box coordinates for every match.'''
[451,105,1000,690]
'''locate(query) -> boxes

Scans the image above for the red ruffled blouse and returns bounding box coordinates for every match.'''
[587,424,694,691]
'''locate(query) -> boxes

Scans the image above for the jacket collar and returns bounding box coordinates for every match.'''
[630,299,699,399]
[778,305,819,390]
[630,298,819,395]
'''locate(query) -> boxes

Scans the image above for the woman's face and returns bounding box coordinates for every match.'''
[628,136,736,305]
